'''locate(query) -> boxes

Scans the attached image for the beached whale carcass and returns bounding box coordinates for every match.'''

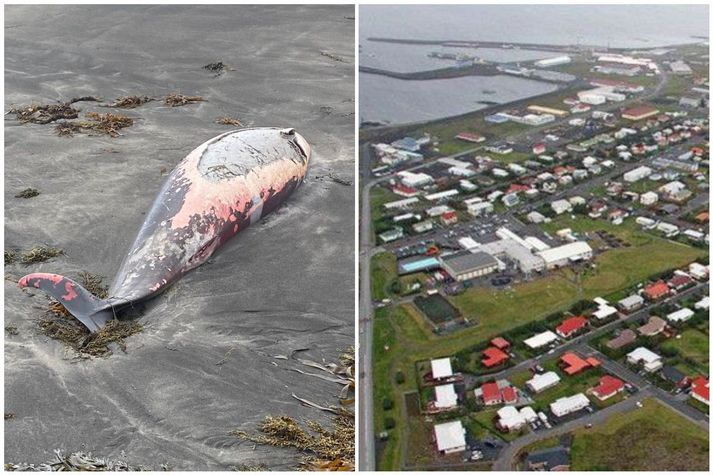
[18,127,311,332]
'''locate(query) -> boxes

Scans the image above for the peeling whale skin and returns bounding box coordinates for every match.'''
[18,127,311,332]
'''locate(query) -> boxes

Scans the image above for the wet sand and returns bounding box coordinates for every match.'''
[4,5,354,470]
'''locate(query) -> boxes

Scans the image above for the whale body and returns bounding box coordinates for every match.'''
[18,127,311,332]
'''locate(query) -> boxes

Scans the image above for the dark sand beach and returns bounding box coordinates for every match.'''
[4,5,354,469]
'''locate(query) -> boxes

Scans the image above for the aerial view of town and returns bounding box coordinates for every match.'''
[358,5,710,471]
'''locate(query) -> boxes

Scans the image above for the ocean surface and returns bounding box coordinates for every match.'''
[360,4,709,125]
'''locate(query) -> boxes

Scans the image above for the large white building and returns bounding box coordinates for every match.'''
[537,241,593,269]
[526,371,561,393]
[550,393,590,417]
[434,420,466,454]
[535,55,572,68]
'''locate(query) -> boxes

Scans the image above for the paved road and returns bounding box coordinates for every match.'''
[492,388,653,470]
[357,144,378,471]
[467,282,707,385]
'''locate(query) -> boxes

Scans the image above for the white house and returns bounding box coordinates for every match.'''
[431,358,453,380]
[434,420,466,454]
[526,371,561,393]
[434,384,459,409]
[550,393,590,417]
[551,199,572,215]
[627,347,663,372]
[666,308,695,323]
[640,191,658,205]
[524,331,559,349]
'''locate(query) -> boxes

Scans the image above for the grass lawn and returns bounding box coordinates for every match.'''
[471,408,527,442]
[370,185,401,223]
[373,308,402,470]
[540,215,707,299]
[371,252,397,302]
[529,362,604,411]
[570,398,709,471]
[662,328,710,373]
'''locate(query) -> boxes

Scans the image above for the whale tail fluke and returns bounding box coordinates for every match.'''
[18,273,115,333]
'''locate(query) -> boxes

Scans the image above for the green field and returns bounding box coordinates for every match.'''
[371,252,397,301]
[372,215,707,470]
[370,185,401,223]
[569,399,709,470]
[540,216,707,300]
[661,327,710,374]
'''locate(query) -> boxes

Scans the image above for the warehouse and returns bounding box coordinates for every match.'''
[534,55,571,68]
[537,241,593,269]
[527,105,568,117]
[621,105,660,121]
[440,251,499,281]
[550,393,590,417]
[524,330,559,349]
[479,239,545,274]
[526,371,561,393]
[433,420,466,454]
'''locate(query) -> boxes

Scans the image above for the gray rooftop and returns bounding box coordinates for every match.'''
[441,251,498,274]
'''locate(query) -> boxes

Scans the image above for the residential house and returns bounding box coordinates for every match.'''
[591,375,625,401]
[606,329,637,350]
[638,316,667,337]
[627,347,663,372]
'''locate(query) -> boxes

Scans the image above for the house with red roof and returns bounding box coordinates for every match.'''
[392,183,419,197]
[506,184,530,195]
[643,280,670,301]
[667,273,693,290]
[591,375,625,401]
[477,381,518,406]
[560,352,600,376]
[456,132,485,143]
[440,211,458,226]
[491,337,511,351]
[532,143,546,155]
[482,347,509,368]
[691,376,709,406]
[556,316,588,339]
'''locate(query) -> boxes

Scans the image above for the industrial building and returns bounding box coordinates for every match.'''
[537,241,593,269]
[433,420,466,454]
[621,106,660,121]
[440,251,499,281]
[550,393,590,417]
[534,55,571,68]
